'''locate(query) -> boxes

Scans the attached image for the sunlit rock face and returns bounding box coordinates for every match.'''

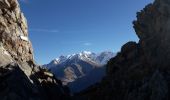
[75,0,170,100]
[0,1,71,100]
[0,0,34,66]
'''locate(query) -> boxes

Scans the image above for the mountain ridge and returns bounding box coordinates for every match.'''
[44,51,116,93]
[45,51,115,68]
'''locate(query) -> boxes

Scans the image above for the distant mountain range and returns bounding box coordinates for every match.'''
[44,51,116,93]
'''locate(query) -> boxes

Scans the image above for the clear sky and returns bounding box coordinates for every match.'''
[19,0,153,64]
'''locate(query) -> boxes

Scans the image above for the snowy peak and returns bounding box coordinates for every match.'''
[55,55,68,63]
[81,51,93,55]
[48,51,116,67]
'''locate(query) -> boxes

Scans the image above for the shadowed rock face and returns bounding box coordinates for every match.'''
[0,63,37,100]
[134,0,170,68]
[75,0,170,100]
[0,63,71,100]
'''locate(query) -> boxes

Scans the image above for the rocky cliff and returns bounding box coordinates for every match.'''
[0,0,33,64]
[0,0,71,100]
[0,0,35,77]
[76,0,170,100]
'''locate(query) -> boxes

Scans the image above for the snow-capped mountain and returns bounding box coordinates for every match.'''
[44,51,116,93]
[46,51,115,67]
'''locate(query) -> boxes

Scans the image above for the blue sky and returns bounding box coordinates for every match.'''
[19,0,153,64]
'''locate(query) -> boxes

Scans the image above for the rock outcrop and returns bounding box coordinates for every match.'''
[0,0,71,100]
[134,0,170,68]
[76,0,170,100]
[0,63,71,100]
[0,0,33,65]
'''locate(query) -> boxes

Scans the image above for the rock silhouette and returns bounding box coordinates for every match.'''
[75,0,170,100]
